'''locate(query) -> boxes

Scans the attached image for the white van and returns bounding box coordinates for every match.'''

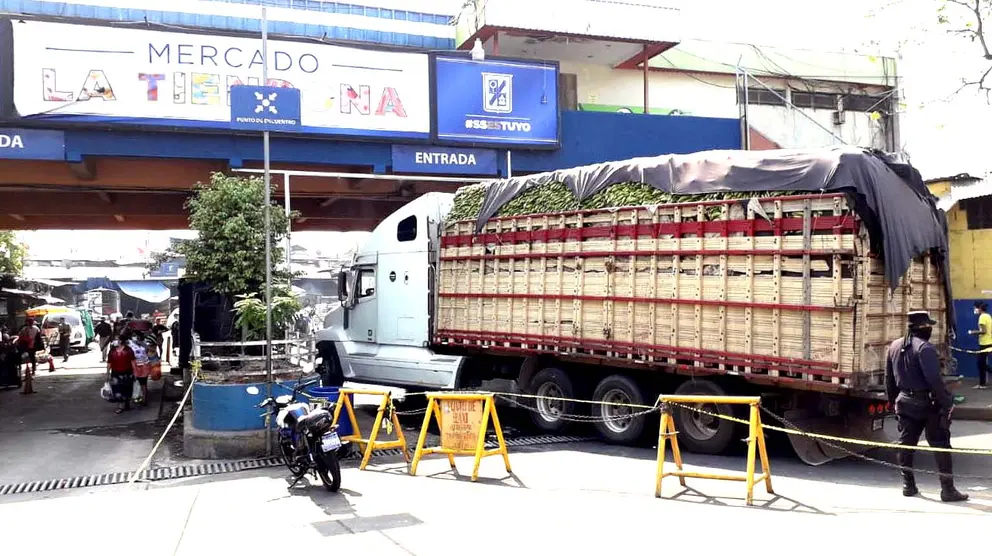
[42,310,87,351]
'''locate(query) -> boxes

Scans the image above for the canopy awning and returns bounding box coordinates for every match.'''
[1,288,40,297]
[116,281,171,304]
[30,278,74,287]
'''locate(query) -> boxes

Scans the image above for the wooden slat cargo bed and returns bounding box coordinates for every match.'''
[434,194,947,395]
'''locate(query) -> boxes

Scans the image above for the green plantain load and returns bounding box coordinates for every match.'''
[447,181,796,223]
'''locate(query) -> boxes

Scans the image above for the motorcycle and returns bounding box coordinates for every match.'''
[248,375,345,492]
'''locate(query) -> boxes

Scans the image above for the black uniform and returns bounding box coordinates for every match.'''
[884,311,967,501]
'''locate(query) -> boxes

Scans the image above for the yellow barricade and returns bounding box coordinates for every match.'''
[655,395,774,506]
[410,393,511,482]
[329,389,409,470]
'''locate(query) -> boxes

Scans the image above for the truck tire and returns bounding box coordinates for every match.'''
[527,367,576,433]
[670,380,739,455]
[592,374,648,444]
[318,344,345,387]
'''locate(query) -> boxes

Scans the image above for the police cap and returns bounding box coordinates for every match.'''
[907,310,937,328]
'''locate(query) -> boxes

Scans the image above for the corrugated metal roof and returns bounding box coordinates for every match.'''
[936,178,992,211]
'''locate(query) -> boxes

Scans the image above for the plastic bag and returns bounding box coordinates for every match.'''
[100,381,114,402]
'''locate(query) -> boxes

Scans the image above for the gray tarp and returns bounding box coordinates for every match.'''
[474,147,954,331]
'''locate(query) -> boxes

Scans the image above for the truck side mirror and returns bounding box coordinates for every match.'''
[336,271,347,302]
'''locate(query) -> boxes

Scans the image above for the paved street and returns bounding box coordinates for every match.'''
[0,344,186,485]
[2,344,992,553]
[1,433,990,555]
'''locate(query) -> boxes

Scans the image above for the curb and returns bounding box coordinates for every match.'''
[953,406,992,422]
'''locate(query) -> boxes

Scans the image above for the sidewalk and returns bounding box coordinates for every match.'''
[951,378,992,421]
[0,439,989,554]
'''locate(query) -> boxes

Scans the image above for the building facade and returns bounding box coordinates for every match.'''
[0,0,901,233]
[927,175,992,378]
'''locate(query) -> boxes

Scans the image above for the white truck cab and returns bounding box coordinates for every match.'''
[315,192,464,390]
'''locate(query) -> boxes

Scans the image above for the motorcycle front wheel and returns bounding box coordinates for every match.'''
[316,449,342,492]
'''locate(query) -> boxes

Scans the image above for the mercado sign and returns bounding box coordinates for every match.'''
[434,56,560,148]
[10,21,431,139]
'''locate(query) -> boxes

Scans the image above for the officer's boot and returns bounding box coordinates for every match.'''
[936,453,969,503]
[896,449,918,496]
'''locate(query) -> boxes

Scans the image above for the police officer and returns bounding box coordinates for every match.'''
[885,311,968,502]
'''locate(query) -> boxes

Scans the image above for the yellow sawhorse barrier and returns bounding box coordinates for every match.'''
[655,395,774,506]
[410,393,511,482]
[329,389,409,470]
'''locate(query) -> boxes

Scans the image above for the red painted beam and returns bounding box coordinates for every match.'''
[614,41,679,70]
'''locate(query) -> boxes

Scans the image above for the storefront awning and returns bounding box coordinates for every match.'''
[30,278,74,287]
[116,281,171,304]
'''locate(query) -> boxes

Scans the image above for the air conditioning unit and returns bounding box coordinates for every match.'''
[832,111,846,126]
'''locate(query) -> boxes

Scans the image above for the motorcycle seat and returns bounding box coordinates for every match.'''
[296,408,333,433]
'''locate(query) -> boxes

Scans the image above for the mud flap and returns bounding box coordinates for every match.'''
[785,417,890,466]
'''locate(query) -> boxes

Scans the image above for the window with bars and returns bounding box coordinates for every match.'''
[737,87,787,106]
[963,197,992,230]
[842,94,888,113]
[791,91,838,110]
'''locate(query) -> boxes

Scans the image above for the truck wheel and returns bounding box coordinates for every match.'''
[671,380,739,455]
[527,368,576,433]
[319,345,345,388]
[592,375,648,444]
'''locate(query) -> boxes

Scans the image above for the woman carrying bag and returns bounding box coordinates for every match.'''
[106,333,137,414]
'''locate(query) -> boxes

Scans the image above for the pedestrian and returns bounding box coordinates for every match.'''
[95,317,113,362]
[885,311,968,502]
[17,318,43,376]
[0,326,20,388]
[57,317,72,363]
[151,318,168,350]
[968,301,991,390]
[128,332,150,406]
[170,318,180,356]
[107,333,137,414]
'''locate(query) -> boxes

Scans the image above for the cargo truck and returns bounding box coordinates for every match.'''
[314,149,954,465]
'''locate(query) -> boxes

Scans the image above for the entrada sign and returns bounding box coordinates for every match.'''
[0,128,65,160]
[434,57,560,147]
[11,21,430,139]
[391,144,498,175]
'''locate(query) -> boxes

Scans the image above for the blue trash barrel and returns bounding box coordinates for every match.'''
[307,386,355,438]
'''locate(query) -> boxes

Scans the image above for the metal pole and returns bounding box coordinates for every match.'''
[284,173,291,283]
[643,45,649,115]
[262,6,273,456]
[506,151,512,178]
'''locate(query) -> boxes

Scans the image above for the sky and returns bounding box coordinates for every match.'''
[19,0,992,257]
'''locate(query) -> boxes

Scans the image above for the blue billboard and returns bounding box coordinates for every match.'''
[434,56,559,148]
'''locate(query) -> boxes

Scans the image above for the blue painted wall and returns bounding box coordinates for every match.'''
[513,112,742,172]
[60,112,742,175]
[952,299,990,378]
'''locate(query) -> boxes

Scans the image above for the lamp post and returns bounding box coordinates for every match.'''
[261,6,274,456]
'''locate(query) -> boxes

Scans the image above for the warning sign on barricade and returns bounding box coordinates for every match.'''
[329,389,409,470]
[410,393,511,482]
[655,395,774,506]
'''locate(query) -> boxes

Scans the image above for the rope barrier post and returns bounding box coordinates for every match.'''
[328,389,408,470]
[654,401,686,498]
[654,394,773,506]
[410,393,511,481]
